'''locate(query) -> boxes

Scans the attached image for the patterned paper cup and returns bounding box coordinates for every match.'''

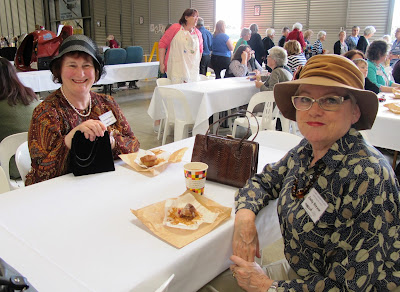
[249,72,256,81]
[184,162,208,195]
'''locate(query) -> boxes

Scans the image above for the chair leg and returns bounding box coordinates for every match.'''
[162,119,170,146]
[392,150,398,170]
[157,119,164,140]
[232,122,238,138]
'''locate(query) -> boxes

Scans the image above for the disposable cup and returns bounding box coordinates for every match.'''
[249,72,256,81]
[183,162,208,195]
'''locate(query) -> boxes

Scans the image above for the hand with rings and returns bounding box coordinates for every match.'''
[65,119,107,149]
[230,255,273,292]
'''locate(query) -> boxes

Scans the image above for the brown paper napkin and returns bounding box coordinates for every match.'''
[131,190,232,248]
[384,103,400,114]
[119,147,188,176]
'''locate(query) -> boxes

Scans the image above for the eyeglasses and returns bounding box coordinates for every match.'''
[291,95,350,112]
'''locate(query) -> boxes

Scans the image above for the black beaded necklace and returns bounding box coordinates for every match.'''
[291,162,325,199]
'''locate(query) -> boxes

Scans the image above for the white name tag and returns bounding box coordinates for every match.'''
[99,110,117,127]
[301,188,328,223]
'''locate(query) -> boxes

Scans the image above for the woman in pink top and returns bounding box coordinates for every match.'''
[158,8,203,83]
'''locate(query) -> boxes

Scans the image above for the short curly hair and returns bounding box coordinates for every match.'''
[366,40,389,62]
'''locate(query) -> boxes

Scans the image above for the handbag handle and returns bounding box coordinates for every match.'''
[206,110,259,141]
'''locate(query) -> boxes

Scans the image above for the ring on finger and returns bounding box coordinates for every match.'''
[232,271,236,278]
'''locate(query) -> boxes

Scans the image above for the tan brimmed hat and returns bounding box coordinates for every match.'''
[274,54,378,130]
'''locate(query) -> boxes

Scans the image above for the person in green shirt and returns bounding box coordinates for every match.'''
[0,57,39,179]
[234,28,251,54]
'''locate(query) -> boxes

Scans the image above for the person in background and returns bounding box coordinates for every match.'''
[0,36,9,48]
[233,28,251,53]
[343,49,366,61]
[389,28,400,66]
[0,57,40,180]
[312,30,327,55]
[353,58,379,94]
[248,23,265,67]
[26,35,140,185]
[159,8,203,84]
[106,35,120,48]
[255,46,292,91]
[334,30,348,55]
[225,45,262,78]
[383,35,391,44]
[262,28,275,72]
[366,40,400,92]
[284,40,307,74]
[303,29,314,59]
[278,27,290,47]
[357,26,376,54]
[345,25,360,51]
[211,20,234,79]
[196,17,212,75]
[286,22,306,52]
[393,59,400,83]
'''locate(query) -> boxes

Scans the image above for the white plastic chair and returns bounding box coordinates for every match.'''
[249,130,303,152]
[15,141,31,183]
[232,91,276,137]
[0,166,10,194]
[158,87,195,145]
[154,274,175,292]
[220,69,226,78]
[156,78,172,87]
[0,132,28,189]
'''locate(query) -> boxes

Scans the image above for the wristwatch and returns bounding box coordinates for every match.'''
[267,281,279,291]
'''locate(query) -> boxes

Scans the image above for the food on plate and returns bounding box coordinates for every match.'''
[179,203,196,220]
[384,102,400,114]
[166,204,201,226]
[151,149,165,155]
[140,154,157,167]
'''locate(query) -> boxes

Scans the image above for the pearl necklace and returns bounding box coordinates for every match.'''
[60,86,92,117]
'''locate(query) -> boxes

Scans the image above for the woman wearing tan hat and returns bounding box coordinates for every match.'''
[26,35,139,185]
[201,55,400,292]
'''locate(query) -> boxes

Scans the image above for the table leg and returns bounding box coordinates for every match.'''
[212,113,219,134]
[392,150,398,170]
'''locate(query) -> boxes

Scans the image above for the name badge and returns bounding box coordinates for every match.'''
[99,110,117,127]
[301,188,328,223]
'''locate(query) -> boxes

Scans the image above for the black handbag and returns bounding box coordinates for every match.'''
[0,257,37,292]
[191,110,259,188]
[69,130,115,176]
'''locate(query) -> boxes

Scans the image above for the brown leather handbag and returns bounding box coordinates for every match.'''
[191,110,259,188]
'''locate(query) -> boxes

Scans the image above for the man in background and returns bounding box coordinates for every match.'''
[345,25,360,50]
[278,27,290,47]
[197,17,212,75]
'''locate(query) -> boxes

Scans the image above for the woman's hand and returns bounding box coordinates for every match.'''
[230,255,273,292]
[255,80,264,89]
[64,119,107,149]
[232,209,260,261]
[159,63,166,74]
[241,51,248,64]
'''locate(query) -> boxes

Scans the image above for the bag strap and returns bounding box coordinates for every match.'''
[206,110,259,142]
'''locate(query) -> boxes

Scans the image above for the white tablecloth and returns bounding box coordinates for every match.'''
[360,95,400,151]
[0,137,285,292]
[17,62,159,93]
[147,77,260,135]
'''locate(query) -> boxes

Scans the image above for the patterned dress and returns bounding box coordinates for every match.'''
[236,128,400,291]
[26,90,140,185]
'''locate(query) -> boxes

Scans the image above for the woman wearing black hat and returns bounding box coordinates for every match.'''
[26,35,140,185]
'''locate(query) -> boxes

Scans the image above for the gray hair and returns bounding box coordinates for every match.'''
[338,30,346,37]
[364,26,376,36]
[292,22,303,31]
[250,23,258,34]
[268,46,288,67]
[197,17,204,26]
[240,28,251,38]
[281,27,289,33]
[266,28,275,37]
[317,30,327,39]
[352,26,360,30]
